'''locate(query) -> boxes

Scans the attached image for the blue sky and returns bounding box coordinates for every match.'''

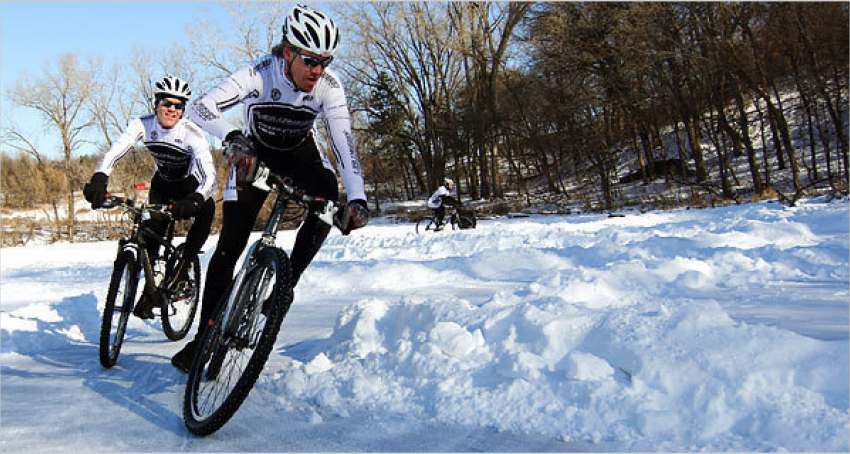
[1,1,231,157]
[1,1,227,89]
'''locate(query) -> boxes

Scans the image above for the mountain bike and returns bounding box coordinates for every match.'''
[183,170,341,436]
[98,196,201,368]
[415,205,477,234]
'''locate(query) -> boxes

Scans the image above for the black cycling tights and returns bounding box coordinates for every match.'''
[145,174,215,262]
[199,165,338,326]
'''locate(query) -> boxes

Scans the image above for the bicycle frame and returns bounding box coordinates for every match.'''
[217,173,338,343]
[109,197,177,302]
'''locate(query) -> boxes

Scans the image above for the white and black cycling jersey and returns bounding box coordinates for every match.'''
[95,116,217,200]
[188,53,366,202]
[428,185,452,209]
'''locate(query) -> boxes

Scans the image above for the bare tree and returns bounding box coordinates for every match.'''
[1,127,65,226]
[339,2,466,195]
[8,53,96,242]
[449,2,531,199]
[184,1,286,84]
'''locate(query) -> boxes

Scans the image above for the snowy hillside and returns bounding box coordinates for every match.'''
[1,198,848,451]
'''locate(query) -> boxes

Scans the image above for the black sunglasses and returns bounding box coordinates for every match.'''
[298,52,333,68]
[159,99,186,110]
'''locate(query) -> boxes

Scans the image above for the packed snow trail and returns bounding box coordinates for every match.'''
[1,199,848,451]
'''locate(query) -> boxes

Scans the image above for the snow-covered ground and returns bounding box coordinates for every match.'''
[1,198,848,451]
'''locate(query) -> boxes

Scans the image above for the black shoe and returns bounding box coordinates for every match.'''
[171,340,198,374]
[133,291,156,320]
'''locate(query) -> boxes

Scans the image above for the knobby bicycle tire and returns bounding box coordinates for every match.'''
[416,217,438,234]
[183,246,293,436]
[452,214,477,230]
[162,244,201,341]
[99,250,139,368]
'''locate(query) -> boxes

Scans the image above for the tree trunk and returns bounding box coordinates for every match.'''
[686,115,708,182]
[733,88,763,194]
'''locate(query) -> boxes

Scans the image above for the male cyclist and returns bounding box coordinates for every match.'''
[172,4,368,372]
[428,178,460,230]
[83,76,217,319]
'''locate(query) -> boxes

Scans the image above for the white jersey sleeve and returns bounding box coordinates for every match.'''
[94,118,145,176]
[319,72,366,202]
[183,120,217,201]
[187,65,260,141]
[428,186,450,208]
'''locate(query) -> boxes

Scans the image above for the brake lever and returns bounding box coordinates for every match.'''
[315,201,338,227]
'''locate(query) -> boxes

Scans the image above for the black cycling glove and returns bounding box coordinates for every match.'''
[170,193,204,220]
[336,199,369,235]
[224,130,265,185]
[83,172,109,209]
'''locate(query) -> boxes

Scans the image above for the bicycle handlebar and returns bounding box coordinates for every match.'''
[99,195,174,219]
[252,169,341,228]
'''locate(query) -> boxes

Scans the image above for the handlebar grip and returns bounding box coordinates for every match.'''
[100,195,126,209]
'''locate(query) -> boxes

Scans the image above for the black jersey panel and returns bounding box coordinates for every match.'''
[247,102,319,151]
[145,142,193,181]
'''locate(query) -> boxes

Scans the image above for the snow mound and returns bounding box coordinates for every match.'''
[268,289,848,450]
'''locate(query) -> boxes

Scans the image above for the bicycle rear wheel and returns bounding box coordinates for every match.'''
[99,250,140,368]
[415,217,438,234]
[162,244,201,341]
[183,246,293,436]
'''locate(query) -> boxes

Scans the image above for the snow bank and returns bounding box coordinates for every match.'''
[260,200,849,451]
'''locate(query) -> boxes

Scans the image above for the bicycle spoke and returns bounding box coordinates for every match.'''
[183,246,292,436]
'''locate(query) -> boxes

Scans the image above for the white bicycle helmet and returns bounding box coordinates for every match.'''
[283,4,340,57]
[444,178,455,187]
[154,76,192,101]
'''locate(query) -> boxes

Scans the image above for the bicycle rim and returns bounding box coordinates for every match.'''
[99,251,138,368]
[416,217,436,234]
[183,247,292,436]
[162,244,201,340]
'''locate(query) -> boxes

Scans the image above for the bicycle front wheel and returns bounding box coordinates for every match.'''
[415,217,438,234]
[162,244,201,341]
[451,213,476,230]
[99,250,140,368]
[183,246,292,436]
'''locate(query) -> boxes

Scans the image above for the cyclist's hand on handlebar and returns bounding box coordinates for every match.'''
[170,193,204,220]
[336,199,369,235]
[224,130,265,186]
[83,172,109,209]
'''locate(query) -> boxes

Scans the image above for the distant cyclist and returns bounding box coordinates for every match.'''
[83,76,217,319]
[427,178,460,230]
[172,4,368,372]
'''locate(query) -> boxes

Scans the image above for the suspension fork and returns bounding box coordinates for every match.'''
[260,191,289,246]
[136,233,159,297]
[217,191,288,337]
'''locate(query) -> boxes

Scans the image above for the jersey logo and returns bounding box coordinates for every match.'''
[192,102,219,122]
[151,130,158,140]
[321,72,340,89]
[271,88,282,101]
